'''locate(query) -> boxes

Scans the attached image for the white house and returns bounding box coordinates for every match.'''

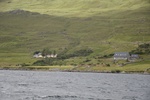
[46,54,57,58]
[33,53,57,58]
[33,53,43,58]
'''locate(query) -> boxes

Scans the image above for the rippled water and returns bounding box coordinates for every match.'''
[0,70,150,100]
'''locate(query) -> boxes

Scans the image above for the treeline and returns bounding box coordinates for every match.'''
[58,49,93,59]
[33,49,93,66]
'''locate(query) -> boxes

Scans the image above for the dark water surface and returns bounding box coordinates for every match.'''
[0,70,150,100]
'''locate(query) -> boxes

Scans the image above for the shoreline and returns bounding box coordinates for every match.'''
[0,67,149,75]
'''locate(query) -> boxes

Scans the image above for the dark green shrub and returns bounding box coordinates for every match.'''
[21,63,30,67]
[111,70,121,73]
[33,51,40,55]
[106,64,110,67]
[33,60,46,66]
[103,55,107,58]
[103,53,113,58]
[139,43,150,48]
[83,59,91,62]
[42,48,51,56]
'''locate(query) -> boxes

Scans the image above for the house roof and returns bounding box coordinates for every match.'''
[114,52,130,57]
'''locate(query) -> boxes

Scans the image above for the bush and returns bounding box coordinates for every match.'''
[33,51,41,55]
[21,63,30,67]
[139,43,150,48]
[32,60,46,66]
[111,70,121,73]
[83,59,91,62]
[106,64,110,67]
[42,48,52,56]
[103,53,114,58]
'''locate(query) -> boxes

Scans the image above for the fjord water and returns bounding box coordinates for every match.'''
[0,70,150,100]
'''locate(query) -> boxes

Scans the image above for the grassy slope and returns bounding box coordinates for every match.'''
[0,0,150,68]
[0,0,150,17]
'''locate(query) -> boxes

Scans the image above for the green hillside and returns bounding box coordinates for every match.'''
[0,0,150,17]
[0,0,150,68]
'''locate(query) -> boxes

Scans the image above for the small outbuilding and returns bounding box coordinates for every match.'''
[131,54,139,59]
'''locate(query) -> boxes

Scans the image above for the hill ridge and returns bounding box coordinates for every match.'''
[0,0,149,17]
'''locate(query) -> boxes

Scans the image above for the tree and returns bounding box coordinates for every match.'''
[42,48,51,56]
[53,50,56,55]
[33,51,40,55]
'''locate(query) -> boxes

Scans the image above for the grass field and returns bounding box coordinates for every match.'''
[0,0,150,71]
[1,61,150,74]
[0,0,149,17]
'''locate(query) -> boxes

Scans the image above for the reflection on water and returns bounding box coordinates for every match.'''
[0,70,150,100]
